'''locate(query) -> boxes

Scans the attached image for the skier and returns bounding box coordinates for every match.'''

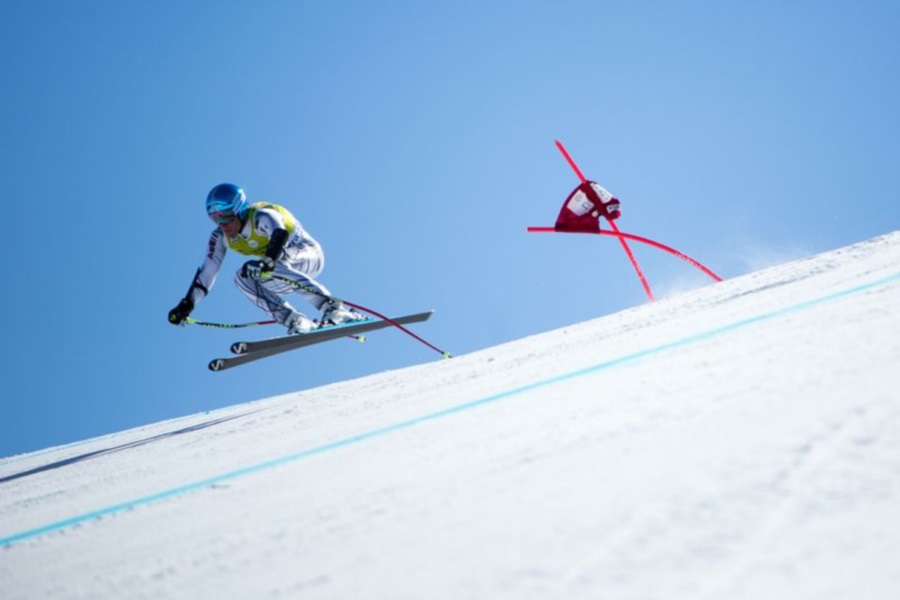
[168,183,364,334]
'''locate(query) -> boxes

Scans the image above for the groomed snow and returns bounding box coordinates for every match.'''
[3,232,899,600]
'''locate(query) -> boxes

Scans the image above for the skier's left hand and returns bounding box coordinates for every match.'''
[241,257,275,280]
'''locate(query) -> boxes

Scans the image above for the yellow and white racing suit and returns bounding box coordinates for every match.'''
[187,202,332,325]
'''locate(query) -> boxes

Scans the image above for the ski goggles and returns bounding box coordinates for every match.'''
[209,210,238,225]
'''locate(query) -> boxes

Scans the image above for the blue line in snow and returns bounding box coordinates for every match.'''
[2,271,898,548]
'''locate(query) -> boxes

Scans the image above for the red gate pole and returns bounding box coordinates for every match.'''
[554,140,656,301]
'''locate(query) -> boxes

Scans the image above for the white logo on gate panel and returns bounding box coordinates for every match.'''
[566,191,594,216]
[591,183,613,204]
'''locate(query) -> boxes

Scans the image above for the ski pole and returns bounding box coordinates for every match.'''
[185,317,278,329]
[262,273,451,358]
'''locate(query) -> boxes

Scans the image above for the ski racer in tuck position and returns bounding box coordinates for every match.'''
[168,183,364,334]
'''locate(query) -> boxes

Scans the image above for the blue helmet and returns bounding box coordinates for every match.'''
[205,183,248,223]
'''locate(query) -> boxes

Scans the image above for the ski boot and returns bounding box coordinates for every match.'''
[319,299,366,327]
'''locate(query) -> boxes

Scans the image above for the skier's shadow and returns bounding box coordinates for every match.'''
[0,410,262,485]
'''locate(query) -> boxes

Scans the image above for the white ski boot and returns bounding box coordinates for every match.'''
[285,312,316,334]
[319,299,365,327]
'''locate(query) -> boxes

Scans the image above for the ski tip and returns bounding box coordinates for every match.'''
[209,359,225,372]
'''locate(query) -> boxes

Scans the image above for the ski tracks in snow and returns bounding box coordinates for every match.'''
[689,401,900,600]
[547,400,900,600]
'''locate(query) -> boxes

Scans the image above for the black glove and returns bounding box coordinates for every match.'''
[241,257,275,280]
[168,297,194,325]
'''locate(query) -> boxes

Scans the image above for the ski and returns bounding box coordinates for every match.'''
[208,310,434,372]
[231,310,434,354]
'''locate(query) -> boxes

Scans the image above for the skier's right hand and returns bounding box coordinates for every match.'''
[241,257,275,280]
[168,298,194,326]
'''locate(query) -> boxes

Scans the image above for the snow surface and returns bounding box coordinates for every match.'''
[3,232,900,600]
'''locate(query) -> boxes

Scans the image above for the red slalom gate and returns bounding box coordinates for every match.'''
[529,140,723,296]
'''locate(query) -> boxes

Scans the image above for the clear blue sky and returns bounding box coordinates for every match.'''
[2,1,898,458]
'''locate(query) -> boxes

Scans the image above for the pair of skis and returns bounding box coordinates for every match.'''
[208,310,435,371]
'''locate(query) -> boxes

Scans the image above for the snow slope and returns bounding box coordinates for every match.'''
[3,232,900,600]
